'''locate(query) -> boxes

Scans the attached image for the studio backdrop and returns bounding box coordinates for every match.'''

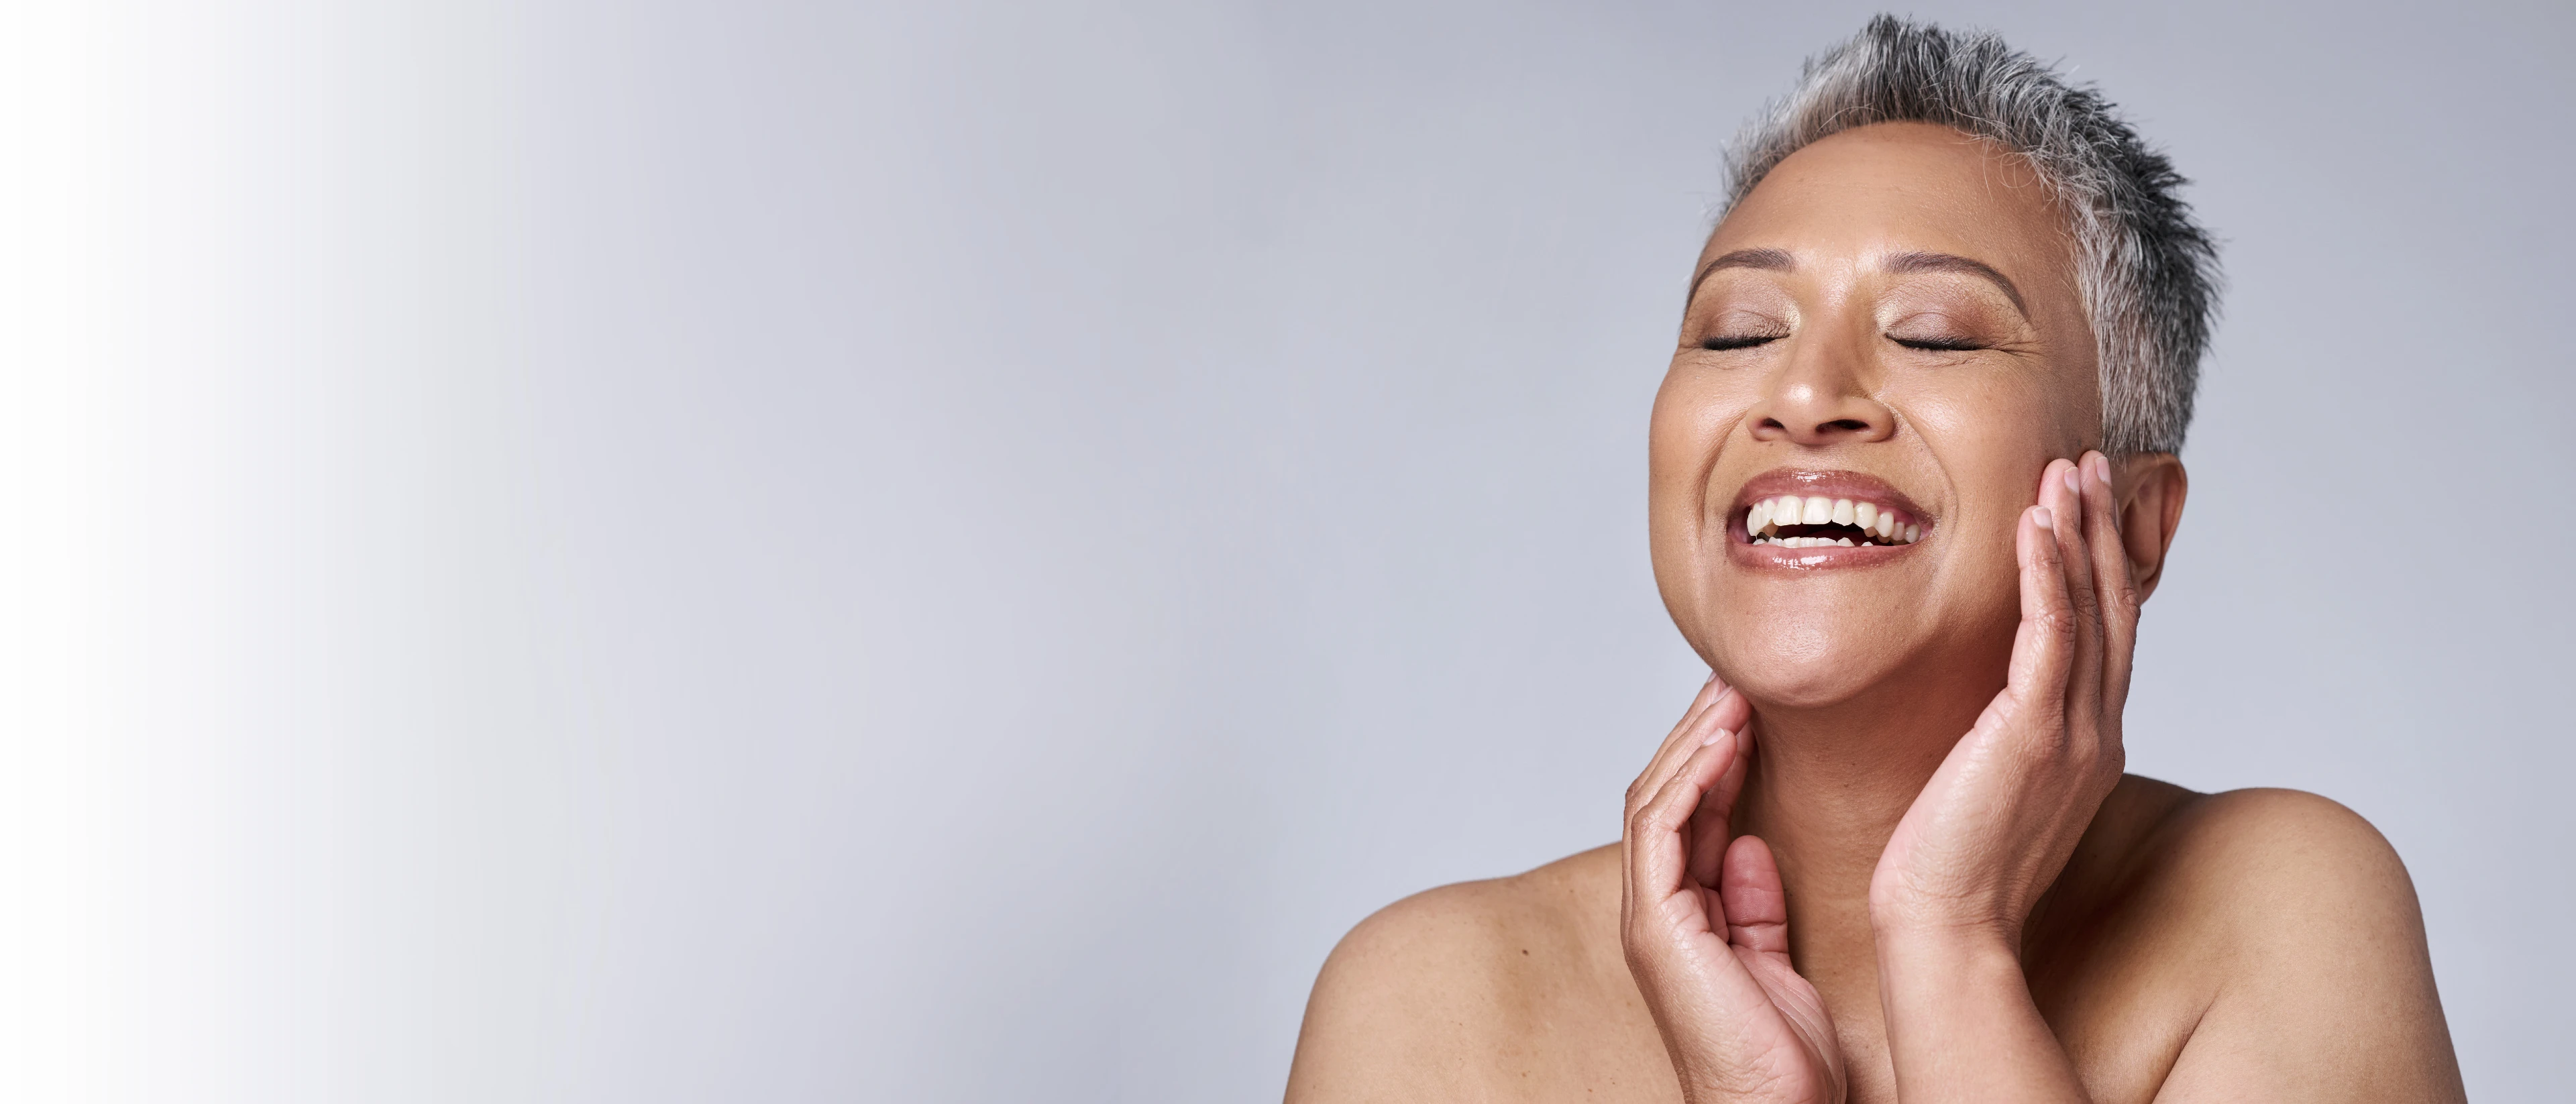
[4,0,2568,1100]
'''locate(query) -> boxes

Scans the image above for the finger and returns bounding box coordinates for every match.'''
[2041,459,2104,725]
[1693,682,1751,754]
[1686,722,1755,886]
[1638,673,1726,789]
[1661,670,1729,753]
[1719,834,1792,959]
[1624,674,1729,921]
[2082,451,2140,714]
[1626,675,1726,918]
[2009,499,2078,722]
[1629,735,1740,916]
[1678,688,1752,883]
[1646,733,1739,842]
[1627,677,1737,818]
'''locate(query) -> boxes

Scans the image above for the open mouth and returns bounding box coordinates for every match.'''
[1741,493,1925,548]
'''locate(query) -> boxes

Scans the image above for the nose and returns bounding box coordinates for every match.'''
[1743,332,1896,446]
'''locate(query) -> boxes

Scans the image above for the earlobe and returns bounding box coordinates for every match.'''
[2115,454,2188,602]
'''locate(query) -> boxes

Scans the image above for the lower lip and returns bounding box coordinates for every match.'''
[1726,527,1928,571]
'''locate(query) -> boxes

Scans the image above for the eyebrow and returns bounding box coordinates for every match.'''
[1686,247,1794,301]
[1684,247,2031,319]
[1884,250,2029,317]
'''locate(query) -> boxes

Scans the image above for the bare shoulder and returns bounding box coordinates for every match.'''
[2160,785,2403,876]
[2121,785,2425,950]
[1285,846,1660,1103]
[2100,782,2465,1102]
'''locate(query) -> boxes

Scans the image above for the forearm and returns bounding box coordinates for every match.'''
[1873,927,2089,1104]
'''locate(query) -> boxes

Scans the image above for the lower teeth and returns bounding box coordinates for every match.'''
[1758,536,1875,547]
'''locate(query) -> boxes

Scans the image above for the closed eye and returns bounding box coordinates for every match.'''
[1701,333,1784,351]
[1889,334,1986,351]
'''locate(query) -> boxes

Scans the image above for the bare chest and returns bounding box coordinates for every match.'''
[1476,943,2202,1104]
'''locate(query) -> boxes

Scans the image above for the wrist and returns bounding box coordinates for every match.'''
[1869,909,2023,966]
[1866,883,2025,950]
[1870,922,2029,1037]
[1870,919,2082,1104]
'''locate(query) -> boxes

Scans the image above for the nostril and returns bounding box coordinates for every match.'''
[1821,419,1870,433]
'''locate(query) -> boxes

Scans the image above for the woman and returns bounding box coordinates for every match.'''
[1285,17,2464,1103]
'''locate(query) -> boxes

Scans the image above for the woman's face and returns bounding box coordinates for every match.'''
[1650,121,2118,709]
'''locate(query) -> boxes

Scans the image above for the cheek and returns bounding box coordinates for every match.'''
[1646,372,1754,531]
[1646,370,1748,612]
[1889,372,2080,616]
[1889,368,2089,480]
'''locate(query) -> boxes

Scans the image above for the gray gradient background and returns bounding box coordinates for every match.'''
[10,1,2572,1101]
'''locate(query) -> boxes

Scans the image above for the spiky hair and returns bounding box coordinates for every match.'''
[1723,15,2222,455]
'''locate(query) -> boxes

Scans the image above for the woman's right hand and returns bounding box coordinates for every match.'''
[1621,675,1846,1103]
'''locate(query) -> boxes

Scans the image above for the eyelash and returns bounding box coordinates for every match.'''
[1699,333,1986,352]
[1890,335,1986,352]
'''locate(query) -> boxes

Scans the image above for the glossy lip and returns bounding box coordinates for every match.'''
[1724,467,1936,572]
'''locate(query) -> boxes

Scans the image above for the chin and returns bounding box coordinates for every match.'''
[1708,620,1907,710]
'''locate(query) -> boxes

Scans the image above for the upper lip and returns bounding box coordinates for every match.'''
[1729,468,1934,539]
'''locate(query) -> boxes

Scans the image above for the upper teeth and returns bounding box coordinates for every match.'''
[1745,494,1924,547]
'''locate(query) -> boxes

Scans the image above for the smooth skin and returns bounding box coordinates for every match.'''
[1285,123,2464,1103]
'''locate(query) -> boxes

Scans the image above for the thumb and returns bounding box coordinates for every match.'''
[1720,834,1792,960]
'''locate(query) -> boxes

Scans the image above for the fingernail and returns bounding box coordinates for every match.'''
[2032,505,2055,530]
[1702,725,1732,747]
[2061,467,2080,494]
[1703,669,1719,687]
[2089,453,2112,486]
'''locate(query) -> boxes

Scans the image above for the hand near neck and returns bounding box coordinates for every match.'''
[1629,454,2133,1104]
[1725,696,1978,942]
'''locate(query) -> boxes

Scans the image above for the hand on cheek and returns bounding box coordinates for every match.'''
[1868,451,2133,938]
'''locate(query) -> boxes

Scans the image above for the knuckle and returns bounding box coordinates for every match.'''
[1626,803,1660,838]
[1621,937,1660,977]
[2060,732,2098,765]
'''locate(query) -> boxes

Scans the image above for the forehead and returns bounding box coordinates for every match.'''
[1706,122,2077,287]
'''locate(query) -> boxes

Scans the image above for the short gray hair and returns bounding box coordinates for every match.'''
[1723,15,2222,455]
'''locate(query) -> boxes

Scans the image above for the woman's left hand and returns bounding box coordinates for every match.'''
[1868,451,2134,944]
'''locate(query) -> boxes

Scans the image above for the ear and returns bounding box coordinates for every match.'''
[2113,452,2188,603]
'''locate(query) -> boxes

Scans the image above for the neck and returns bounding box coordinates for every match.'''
[1729,672,1996,975]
